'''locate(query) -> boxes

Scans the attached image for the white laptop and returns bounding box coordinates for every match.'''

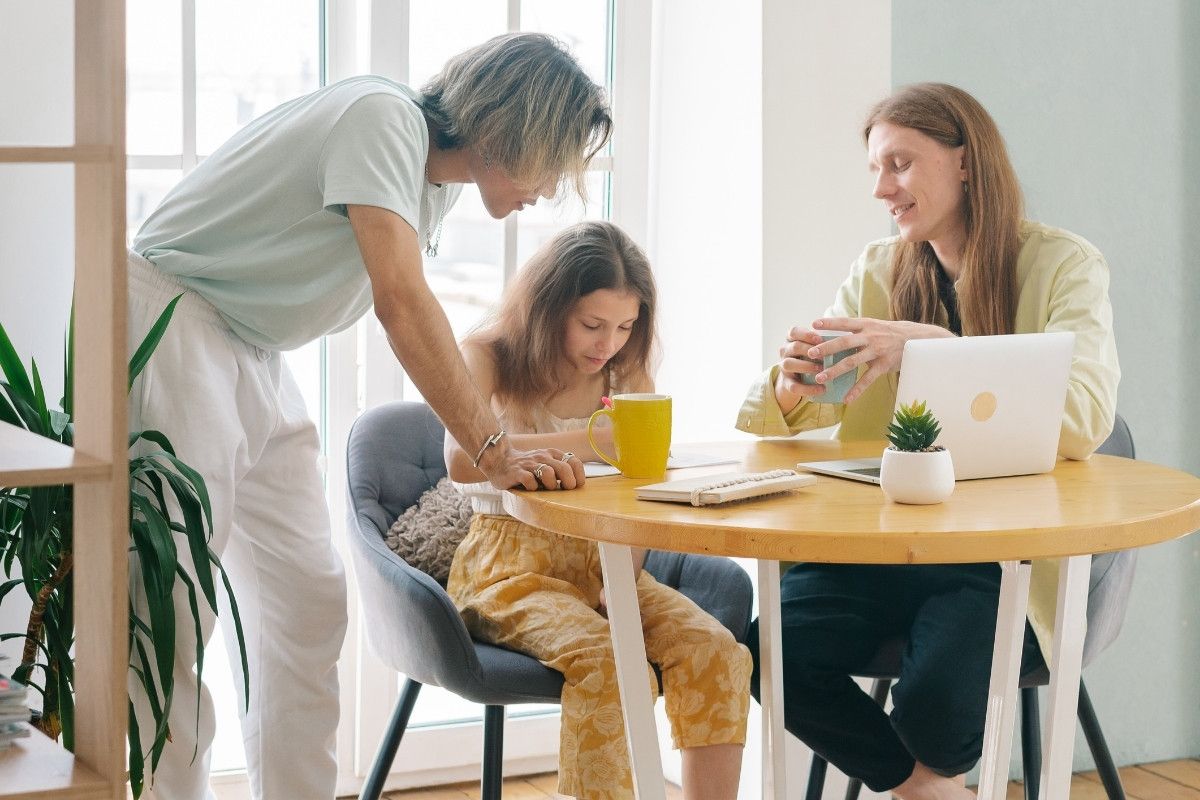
[797,331,1075,483]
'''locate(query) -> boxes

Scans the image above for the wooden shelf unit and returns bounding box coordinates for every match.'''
[0,423,110,487]
[0,2,129,799]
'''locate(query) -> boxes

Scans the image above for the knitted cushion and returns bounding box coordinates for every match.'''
[384,477,473,586]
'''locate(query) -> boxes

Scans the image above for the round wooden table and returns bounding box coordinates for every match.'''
[504,439,1200,800]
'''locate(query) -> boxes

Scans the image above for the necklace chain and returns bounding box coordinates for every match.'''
[424,160,445,258]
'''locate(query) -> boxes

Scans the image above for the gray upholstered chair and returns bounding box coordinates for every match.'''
[805,414,1137,800]
[346,401,755,800]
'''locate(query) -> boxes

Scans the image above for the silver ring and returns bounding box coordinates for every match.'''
[533,464,547,480]
[562,452,575,461]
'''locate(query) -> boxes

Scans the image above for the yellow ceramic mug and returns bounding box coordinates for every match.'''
[587,393,672,479]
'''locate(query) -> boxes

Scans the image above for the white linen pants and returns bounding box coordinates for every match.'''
[126,253,347,800]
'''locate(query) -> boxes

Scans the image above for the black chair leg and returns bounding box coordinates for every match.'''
[1078,681,1126,800]
[481,705,506,800]
[360,678,423,800]
[1021,686,1041,800]
[804,754,828,800]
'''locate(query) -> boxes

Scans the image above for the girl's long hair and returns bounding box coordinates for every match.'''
[864,83,1023,335]
[467,221,657,419]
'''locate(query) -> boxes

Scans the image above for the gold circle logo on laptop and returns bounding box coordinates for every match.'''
[971,391,998,422]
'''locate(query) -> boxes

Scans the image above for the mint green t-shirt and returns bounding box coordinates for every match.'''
[133,75,462,351]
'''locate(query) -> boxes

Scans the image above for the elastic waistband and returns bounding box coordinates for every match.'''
[127,251,228,329]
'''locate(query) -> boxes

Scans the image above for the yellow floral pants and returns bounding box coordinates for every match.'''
[447,515,752,800]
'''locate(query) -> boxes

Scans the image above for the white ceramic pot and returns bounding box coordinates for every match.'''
[879,447,955,504]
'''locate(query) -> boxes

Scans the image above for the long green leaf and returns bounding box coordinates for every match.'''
[131,429,178,459]
[128,295,183,391]
[161,470,217,611]
[131,630,171,770]
[0,387,21,427]
[0,632,51,663]
[0,319,34,403]
[4,385,45,434]
[63,303,74,417]
[128,700,145,798]
[30,359,51,435]
[173,567,205,762]
[129,499,178,713]
[149,448,213,536]
[0,577,24,604]
[57,666,74,750]
[214,554,249,708]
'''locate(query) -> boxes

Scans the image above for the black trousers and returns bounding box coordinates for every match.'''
[747,562,1045,793]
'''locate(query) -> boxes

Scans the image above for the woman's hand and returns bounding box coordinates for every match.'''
[808,317,955,403]
[774,326,829,413]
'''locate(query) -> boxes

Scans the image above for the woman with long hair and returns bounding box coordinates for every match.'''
[737,83,1119,799]
[446,221,751,800]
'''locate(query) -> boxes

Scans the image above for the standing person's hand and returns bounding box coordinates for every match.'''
[478,443,587,491]
[773,326,829,413]
[808,317,954,403]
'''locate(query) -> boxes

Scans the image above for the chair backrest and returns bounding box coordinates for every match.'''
[345,401,487,689]
[1080,413,1138,666]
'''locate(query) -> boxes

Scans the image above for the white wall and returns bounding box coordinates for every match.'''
[762,1,893,370]
[648,1,763,443]
[0,0,76,669]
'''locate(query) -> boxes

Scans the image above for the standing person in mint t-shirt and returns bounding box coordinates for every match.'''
[127,33,610,800]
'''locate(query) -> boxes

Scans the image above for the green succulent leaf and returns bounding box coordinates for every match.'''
[886,400,943,451]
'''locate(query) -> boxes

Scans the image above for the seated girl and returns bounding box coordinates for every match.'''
[737,83,1119,800]
[444,220,751,800]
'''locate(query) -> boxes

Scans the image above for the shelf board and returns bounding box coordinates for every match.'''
[0,424,111,487]
[0,146,113,164]
[0,725,111,800]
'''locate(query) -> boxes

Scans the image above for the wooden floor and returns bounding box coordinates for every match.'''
[380,759,1200,799]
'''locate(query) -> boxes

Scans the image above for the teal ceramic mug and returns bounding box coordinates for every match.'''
[798,330,859,404]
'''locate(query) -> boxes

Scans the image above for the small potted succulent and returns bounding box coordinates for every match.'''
[880,400,955,504]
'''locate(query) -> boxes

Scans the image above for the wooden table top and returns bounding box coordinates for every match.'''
[502,439,1200,564]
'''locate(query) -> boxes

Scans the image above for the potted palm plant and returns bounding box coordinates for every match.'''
[880,400,955,504]
[0,298,247,796]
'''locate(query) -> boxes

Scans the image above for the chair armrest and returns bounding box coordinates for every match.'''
[348,515,486,689]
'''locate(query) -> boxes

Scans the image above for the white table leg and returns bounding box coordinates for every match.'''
[976,560,1032,800]
[756,559,787,800]
[1040,555,1091,797]
[597,542,666,800]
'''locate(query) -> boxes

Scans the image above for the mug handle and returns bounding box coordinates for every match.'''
[587,408,620,471]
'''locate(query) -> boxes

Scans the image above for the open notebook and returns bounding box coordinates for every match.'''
[584,450,740,478]
[636,469,816,507]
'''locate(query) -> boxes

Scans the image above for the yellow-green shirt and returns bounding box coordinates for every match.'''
[735,220,1121,660]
